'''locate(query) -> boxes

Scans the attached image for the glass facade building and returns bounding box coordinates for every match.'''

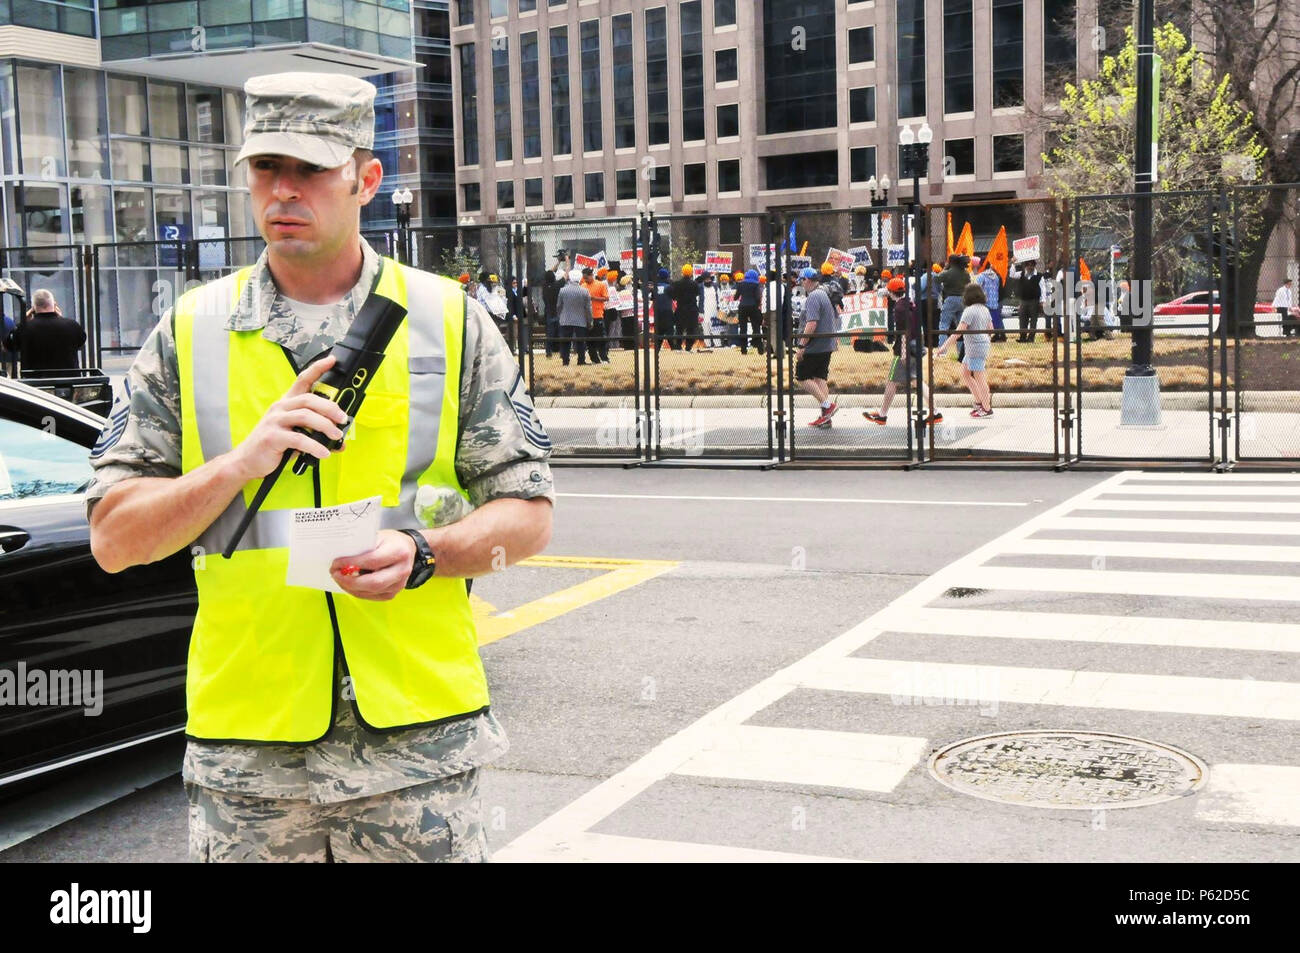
[99,0,414,61]
[0,0,440,362]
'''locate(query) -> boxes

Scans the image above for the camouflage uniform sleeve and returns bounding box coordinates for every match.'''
[84,311,183,519]
[456,296,554,508]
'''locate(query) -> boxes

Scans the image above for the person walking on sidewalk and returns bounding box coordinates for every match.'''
[586,267,609,362]
[736,269,764,355]
[1273,278,1295,337]
[557,267,592,365]
[973,258,1007,343]
[864,278,942,428]
[936,283,994,417]
[937,255,969,349]
[1014,260,1044,342]
[670,264,701,351]
[541,271,560,357]
[795,267,840,428]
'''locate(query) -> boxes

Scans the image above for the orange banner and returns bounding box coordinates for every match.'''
[981,226,1009,283]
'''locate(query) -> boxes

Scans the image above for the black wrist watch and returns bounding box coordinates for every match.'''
[399,529,436,589]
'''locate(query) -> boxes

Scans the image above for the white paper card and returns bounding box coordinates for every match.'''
[285,496,382,592]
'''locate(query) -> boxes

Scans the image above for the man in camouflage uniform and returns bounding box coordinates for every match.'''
[86,73,554,862]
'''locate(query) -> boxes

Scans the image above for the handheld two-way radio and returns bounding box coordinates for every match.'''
[221,288,408,559]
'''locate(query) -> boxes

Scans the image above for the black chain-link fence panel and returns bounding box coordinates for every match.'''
[648,213,776,459]
[924,327,1060,462]
[773,206,917,461]
[1231,183,1300,463]
[1072,191,1218,463]
[522,218,640,458]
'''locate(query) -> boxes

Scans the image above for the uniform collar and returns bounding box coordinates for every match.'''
[227,240,382,333]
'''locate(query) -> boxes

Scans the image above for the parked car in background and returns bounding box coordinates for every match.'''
[0,377,193,792]
[1153,291,1276,334]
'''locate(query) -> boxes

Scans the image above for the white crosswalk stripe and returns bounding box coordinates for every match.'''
[499,471,1300,862]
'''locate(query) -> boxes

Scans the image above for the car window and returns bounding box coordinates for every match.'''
[0,416,93,499]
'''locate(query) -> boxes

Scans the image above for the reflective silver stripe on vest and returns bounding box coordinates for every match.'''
[381,267,450,531]
[188,275,258,556]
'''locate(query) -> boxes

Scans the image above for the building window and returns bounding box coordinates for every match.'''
[613,13,636,148]
[943,0,974,113]
[719,216,741,245]
[456,0,473,26]
[550,27,571,155]
[851,210,872,241]
[993,134,1025,173]
[718,158,740,193]
[851,146,876,183]
[715,48,737,83]
[458,46,479,165]
[490,0,507,18]
[580,19,602,151]
[585,171,604,203]
[463,183,481,211]
[684,162,706,195]
[896,0,926,119]
[520,32,541,158]
[498,179,515,209]
[681,2,705,142]
[944,138,975,177]
[520,0,536,11]
[717,103,739,138]
[849,27,874,64]
[646,8,670,145]
[1044,0,1076,97]
[525,177,543,207]
[554,174,573,204]
[992,0,1024,107]
[714,0,735,27]
[649,165,671,199]
[616,169,637,201]
[849,86,875,123]
[764,0,837,133]
[492,45,512,161]
[766,152,837,190]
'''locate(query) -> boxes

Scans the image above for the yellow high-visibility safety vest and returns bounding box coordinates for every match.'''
[174,258,490,744]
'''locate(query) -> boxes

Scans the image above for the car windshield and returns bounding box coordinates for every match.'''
[0,415,93,499]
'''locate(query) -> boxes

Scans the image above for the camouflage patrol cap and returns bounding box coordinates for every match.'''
[235,72,376,169]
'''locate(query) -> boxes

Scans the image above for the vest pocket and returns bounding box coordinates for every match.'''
[336,390,408,506]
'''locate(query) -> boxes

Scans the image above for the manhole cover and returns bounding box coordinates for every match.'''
[928,730,1207,809]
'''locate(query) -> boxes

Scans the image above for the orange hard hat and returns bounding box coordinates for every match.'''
[820,262,835,275]
[932,263,942,273]
[881,269,893,279]
[719,273,731,282]
[887,277,906,293]
[459,273,471,284]
[682,264,693,276]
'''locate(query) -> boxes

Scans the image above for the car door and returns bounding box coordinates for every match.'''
[0,395,194,785]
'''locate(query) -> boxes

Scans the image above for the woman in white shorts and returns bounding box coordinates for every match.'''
[935,283,994,417]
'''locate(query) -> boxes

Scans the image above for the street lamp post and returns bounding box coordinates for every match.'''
[1121,0,1160,425]
[899,123,933,446]
[899,122,932,287]
[391,188,413,264]
[866,174,892,270]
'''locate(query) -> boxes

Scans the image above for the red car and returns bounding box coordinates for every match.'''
[1152,292,1275,333]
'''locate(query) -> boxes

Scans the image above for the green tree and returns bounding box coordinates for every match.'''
[1042,23,1268,305]
[436,245,481,283]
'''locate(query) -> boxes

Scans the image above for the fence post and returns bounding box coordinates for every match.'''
[772,214,787,463]
[1215,187,1231,470]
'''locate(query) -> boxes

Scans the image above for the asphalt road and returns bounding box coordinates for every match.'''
[3,466,1296,862]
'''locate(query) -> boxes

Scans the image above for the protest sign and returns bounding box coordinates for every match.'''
[1013,235,1041,264]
